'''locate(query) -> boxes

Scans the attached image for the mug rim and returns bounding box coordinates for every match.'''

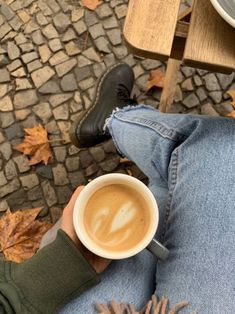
[73,173,159,259]
[210,0,235,28]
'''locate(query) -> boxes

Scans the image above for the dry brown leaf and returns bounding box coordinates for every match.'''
[226,110,235,118]
[227,90,235,107]
[146,69,165,91]
[0,208,52,263]
[15,124,52,165]
[82,0,102,10]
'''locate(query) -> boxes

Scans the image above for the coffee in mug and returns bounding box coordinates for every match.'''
[73,174,169,260]
[83,184,151,253]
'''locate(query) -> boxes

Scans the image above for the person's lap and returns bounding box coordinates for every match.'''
[60,250,156,313]
[60,105,234,313]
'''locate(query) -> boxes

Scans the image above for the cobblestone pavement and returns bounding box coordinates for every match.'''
[0,0,234,225]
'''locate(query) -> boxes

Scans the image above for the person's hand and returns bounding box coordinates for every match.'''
[61,186,111,274]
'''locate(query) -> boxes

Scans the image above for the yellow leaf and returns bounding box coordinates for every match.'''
[0,208,52,263]
[227,90,235,108]
[146,69,165,92]
[82,0,102,10]
[15,124,52,165]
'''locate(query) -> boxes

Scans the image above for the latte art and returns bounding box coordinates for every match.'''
[84,184,150,252]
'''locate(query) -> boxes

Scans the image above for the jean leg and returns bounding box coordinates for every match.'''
[60,250,157,313]
[107,105,235,313]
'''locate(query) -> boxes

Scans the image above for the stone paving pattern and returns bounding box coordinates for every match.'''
[0,0,234,225]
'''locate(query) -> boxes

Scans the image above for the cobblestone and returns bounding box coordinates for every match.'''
[41,180,57,206]
[0,178,20,198]
[0,0,233,225]
[0,142,12,160]
[4,160,17,180]
[204,73,220,91]
[53,146,67,162]
[39,81,61,94]
[0,68,10,82]
[201,103,220,116]
[0,96,13,111]
[55,58,77,77]
[61,73,77,92]
[7,41,20,60]
[0,171,7,186]
[20,173,39,190]
[49,93,73,107]
[183,93,200,108]
[13,155,30,172]
[36,165,53,179]
[31,66,55,87]
[5,123,23,140]
[49,38,62,52]
[1,112,14,128]
[53,103,69,120]
[14,90,38,108]
[33,102,52,123]
[53,12,70,33]
[52,164,69,185]
[56,186,72,204]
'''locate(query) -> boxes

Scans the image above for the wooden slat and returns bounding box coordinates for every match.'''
[159,59,181,113]
[171,21,189,60]
[178,6,192,22]
[123,0,181,61]
[183,0,235,73]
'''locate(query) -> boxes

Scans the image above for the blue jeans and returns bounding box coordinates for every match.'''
[60,105,235,314]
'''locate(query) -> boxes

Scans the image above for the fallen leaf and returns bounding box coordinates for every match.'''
[146,69,165,91]
[0,208,52,263]
[82,0,102,10]
[119,157,131,164]
[226,110,235,118]
[227,90,235,107]
[15,124,52,165]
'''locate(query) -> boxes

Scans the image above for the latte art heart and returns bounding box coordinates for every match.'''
[83,184,150,252]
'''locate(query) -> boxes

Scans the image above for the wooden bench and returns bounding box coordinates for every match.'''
[123,0,235,112]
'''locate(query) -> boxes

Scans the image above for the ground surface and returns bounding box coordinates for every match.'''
[0,0,234,229]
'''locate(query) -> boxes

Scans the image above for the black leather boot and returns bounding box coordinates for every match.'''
[69,63,136,148]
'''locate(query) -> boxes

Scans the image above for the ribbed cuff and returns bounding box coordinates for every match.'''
[4,229,100,313]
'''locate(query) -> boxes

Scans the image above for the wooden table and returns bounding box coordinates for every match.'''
[123,0,235,112]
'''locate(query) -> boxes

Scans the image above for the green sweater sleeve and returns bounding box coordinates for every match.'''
[0,229,100,314]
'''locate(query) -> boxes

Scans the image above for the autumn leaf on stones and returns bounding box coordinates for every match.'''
[146,69,165,92]
[0,208,52,263]
[15,124,53,166]
[227,90,235,107]
[82,0,102,11]
[226,90,235,118]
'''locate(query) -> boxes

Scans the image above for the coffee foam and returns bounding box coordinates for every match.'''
[83,184,150,252]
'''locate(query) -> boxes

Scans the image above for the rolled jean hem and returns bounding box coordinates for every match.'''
[106,104,156,155]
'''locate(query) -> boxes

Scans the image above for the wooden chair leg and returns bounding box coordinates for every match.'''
[159,58,181,113]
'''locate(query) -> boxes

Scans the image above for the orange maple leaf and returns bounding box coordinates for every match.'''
[0,208,52,263]
[227,90,235,107]
[82,0,102,10]
[15,124,52,165]
[146,69,165,91]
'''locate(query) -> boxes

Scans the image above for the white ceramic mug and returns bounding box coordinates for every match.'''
[73,174,169,260]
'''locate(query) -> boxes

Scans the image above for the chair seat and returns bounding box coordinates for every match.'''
[123,0,181,61]
[123,0,235,73]
[183,0,235,73]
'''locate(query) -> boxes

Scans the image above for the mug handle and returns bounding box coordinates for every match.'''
[147,238,169,260]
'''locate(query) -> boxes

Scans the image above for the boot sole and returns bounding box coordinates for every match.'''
[69,62,126,148]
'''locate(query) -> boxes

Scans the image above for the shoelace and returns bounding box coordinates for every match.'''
[116,83,137,105]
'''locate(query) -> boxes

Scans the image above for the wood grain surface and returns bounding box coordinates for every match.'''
[123,0,181,60]
[183,0,235,73]
[159,59,181,113]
